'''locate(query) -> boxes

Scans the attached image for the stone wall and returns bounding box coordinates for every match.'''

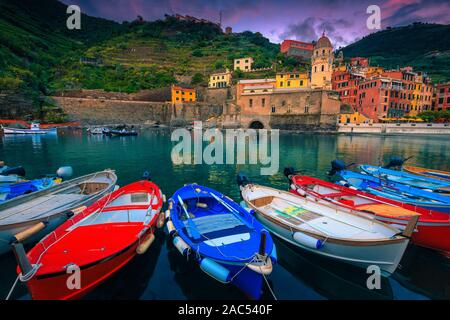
[0,93,35,119]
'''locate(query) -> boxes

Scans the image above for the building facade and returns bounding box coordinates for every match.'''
[171,85,197,104]
[434,83,450,111]
[311,33,334,90]
[276,71,309,89]
[234,57,254,72]
[209,70,232,88]
[280,40,314,60]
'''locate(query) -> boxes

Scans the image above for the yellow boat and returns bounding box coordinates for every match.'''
[403,165,450,182]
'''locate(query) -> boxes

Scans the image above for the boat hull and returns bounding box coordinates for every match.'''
[253,211,408,275]
[3,127,57,135]
[26,238,142,300]
[403,166,450,182]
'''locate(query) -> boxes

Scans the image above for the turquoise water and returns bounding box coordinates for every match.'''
[0,129,449,300]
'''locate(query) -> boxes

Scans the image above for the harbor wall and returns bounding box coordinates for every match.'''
[337,123,450,135]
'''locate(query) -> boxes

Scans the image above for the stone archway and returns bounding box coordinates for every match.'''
[249,120,264,129]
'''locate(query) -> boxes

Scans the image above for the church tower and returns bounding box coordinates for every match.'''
[311,32,333,89]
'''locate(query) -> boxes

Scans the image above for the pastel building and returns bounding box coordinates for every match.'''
[209,70,232,88]
[311,33,334,90]
[434,83,450,111]
[171,85,196,104]
[234,57,254,72]
[276,71,309,89]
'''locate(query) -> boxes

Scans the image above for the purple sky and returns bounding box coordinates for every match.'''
[62,0,450,48]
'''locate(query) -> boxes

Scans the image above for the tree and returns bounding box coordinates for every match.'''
[191,73,204,85]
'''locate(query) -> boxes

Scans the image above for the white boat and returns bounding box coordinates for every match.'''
[0,169,117,255]
[87,127,109,135]
[2,123,57,135]
[240,183,419,275]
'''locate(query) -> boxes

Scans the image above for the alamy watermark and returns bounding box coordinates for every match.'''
[171,122,279,176]
[366,265,381,290]
[66,5,81,30]
[367,5,381,30]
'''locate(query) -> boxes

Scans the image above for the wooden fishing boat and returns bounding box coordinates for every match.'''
[13,180,165,300]
[166,184,277,300]
[0,170,117,255]
[0,177,61,203]
[360,164,450,193]
[239,180,418,275]
[105,129,137,137]
[2,123,57,135]
[403,165,450,182]
[284,169,450,257]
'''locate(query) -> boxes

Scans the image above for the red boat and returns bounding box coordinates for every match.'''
[284,171,450,257]
[16,180,165,300]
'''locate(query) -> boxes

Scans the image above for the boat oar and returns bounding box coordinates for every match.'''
[209,192,253,229]
[177,195,201,240]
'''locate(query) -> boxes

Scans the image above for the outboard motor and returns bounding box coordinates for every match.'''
[56,166,73,179]
[283,167,297,180]
[236,173,250,187]
[142,171,152,181]
[328,159,346,176]
[383,156,412,169]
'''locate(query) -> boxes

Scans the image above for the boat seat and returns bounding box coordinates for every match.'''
[183,213,245,241]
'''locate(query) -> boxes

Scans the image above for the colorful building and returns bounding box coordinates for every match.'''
[209,70,232,88]
[280,40,314,60]
[434,83,450,111]
[311,33,333,90]
[275,71,309,89]
[171,85,196,104]
[234,57,254,72]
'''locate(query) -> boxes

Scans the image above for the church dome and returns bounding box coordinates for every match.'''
[315,32,332,49]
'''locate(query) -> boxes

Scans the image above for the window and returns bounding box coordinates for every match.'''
[236,60,240,64]
[304,106,309,113]
[271,106,276,113]
[314,66,317,72]
[176,91,179,94]
[300,80,303,86]
[281,100,286,107]
[176,97,179,101]
[249,99,253,107]
[287,81,291,87]
[279,82,283,87]
[321,65,324,72]
[262,98,266,107]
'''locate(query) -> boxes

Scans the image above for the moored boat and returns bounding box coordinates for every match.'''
[0,170,117,255]
[360,164,450,193]
[2,123,57,135]
[238,177,418,275]
[13,179,164,300]
[166,184,276,300]
[403,165,450,182]
[284,168,450,257]
[0,177,61,203]
[105,129,137,137]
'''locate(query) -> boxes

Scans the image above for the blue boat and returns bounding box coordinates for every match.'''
[360,164,450,192]
[166,184,277,299]
[329,161,450,214]
[0,177,60,203]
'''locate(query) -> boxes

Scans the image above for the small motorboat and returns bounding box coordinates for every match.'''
[284,168,450,257]
[166,184,276,300]
[329,160,450,214]
[0,163,26,177]
[12,179,165,300]
[0,177,61,203]
[105,127,138,137]
[403,165,450,182]
[0,170,117,255]
[360,164,450,193]
[87,127,110,135]
[238,176,418,275]
[2,123,57,135]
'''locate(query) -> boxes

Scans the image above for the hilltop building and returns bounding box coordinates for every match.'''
[434,83,450,111]
[171,85,197,104]
[234,57,254,72]
[209,70,232,88]
[311,32,334,90]
[280,40,314,60]
[225,27,233,34]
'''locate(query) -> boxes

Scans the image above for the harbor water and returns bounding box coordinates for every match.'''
[0,129,449,300]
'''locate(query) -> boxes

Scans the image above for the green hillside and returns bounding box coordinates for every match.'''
[342,23,450,83]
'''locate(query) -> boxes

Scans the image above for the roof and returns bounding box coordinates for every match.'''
[314,33,332,49]
[238,79,276,84]
[172,85,196,92]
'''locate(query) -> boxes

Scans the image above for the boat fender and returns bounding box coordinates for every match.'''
[290,184,296,190]
[56,166,73,179]
[173,236,190,256]
[296,188,306,196]
[196,202,208,209]
[293,232,323,249]
[165,209,171,221]
[137,233,155,254]
[10,221,48,244]
[199,258,231,283]
[162,194,166,203]
[166,219,176,236]
[156,212,165,229]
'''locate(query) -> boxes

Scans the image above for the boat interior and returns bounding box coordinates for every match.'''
[174,195,253,246]
[246,187,396,240]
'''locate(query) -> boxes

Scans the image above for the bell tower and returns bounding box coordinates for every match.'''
[311,32,333,89]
